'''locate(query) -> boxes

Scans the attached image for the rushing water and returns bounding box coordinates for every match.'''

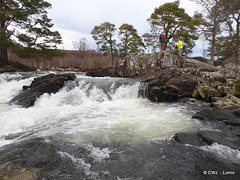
[0,72,202,146]
[0,72,239,179]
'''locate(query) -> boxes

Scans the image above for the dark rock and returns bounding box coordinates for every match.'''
[0,65,21,73]
[232,108,240,117]
[141,69,205,102]
[1,138,240,179]
[165,74,202,97]
[192,108,239,122]
[9,73,76,108]
[86,67,118,77]
[173,132,207,146]
[146,86,178,102]
[198,130,240,150]
[224,118,240,126]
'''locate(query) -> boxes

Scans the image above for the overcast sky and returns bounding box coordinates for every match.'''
[47,0,203,56]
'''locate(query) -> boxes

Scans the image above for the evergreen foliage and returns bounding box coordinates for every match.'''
[192,0,239,62]
[0,0,62,65]
[118,24,145,57]
[91,22,117,65]
[146,0,202,55]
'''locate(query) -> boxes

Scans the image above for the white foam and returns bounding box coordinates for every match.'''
[0,77,205,146]
[200,143,240,164]
[0,75,33,103]
[59,151,98,178]
[86,144,111,162]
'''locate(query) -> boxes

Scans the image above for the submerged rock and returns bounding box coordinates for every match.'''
[85,67,118,77]
[173,132,207,146]
[9,73,76,108]
[192,108,239,123]
[0,138,239,179]
[198,131,240,151]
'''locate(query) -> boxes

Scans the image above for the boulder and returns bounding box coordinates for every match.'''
[85,67,118,77]
[146,86,179,102]
[141,69,204,102]
[198,130,240,150]
[224,118,240,126]
[9,73,76,108]
[192,82,221,101]
[232,108,240,117]
[115,51,185,77]
[192,107,239,123]
[0,65,21,73]
[173,132,207,146]
[220,78,240,98]
[225,94,240,105]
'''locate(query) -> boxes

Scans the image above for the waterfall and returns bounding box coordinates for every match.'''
[0,72,239,180]
[0,72,202,147]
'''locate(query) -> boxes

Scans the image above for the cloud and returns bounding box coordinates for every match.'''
[47,0,200,52]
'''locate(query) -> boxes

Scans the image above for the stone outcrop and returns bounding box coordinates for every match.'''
[115,51,185,77]
[173,105,240,150]
[86,51,240,105]
[173,132,207,147]
[140,68,205,102]
[9,73,76,108]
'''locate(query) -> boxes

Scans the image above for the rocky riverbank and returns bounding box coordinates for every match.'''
[2,51,240,179]
[87,51,240,152]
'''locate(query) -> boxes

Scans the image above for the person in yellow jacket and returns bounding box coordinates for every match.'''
[175,37,183,56]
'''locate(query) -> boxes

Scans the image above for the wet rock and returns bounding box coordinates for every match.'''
[142,69,204,102]
[86,67,118,77]
[198,130,240,150]
[192,108,239,123]
[173,132,207,146]
[224,118,240,126]
[232,108,240,117]
[9,73,76,108]
[165,74,202,97]
[0,65,21,73]
[147,86,178,102]
[0,138,240,179]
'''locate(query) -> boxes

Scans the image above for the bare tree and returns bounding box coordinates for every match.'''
[72,38,89,51]
[191,0,224,60]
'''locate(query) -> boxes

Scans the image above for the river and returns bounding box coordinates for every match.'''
[0,71,239,179]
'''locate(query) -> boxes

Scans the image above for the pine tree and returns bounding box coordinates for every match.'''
[91,22,117,66]
[147,0,202,54]
[0,0,62,65]
[118,23,145,57]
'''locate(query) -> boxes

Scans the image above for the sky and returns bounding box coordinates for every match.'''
[47,0,203,56]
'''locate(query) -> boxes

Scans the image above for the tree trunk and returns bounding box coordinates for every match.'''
[0,48,8,65]
[110,45,114,67]
[0,0,9,65]
[211,9,218,60]
[234,15,240,75]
